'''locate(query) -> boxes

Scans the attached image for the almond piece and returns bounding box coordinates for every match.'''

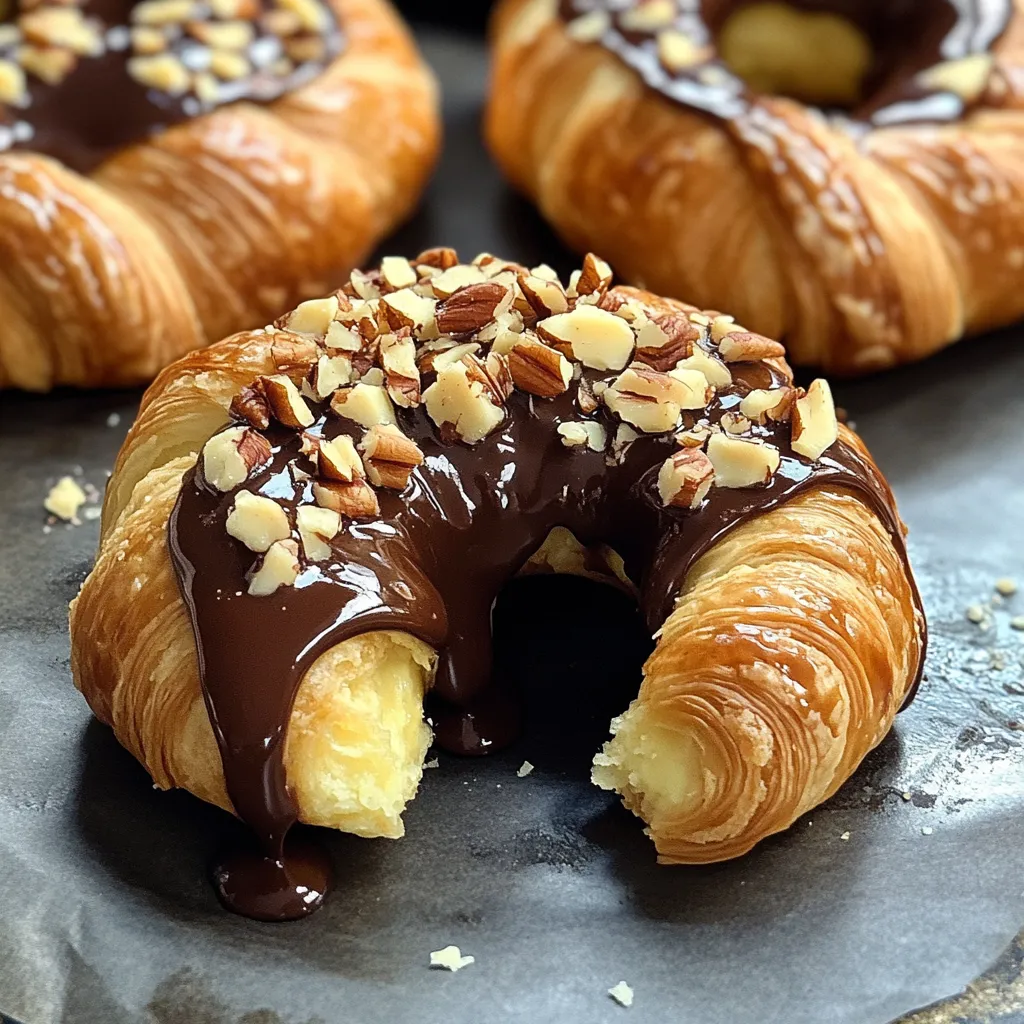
[260,374,314,428]
[360,423,425,489]
[658,29,708,71]
[919,53,993,102]
[674,348,732,388]
[435,281,512,336]
[0,60,28,106]
[619,0,676,32]
[381,288,437,335]
[379,333,421,408]
[380,255,418,291]
[422,359,505,443]
[710,315,739,343]
[721,412,751,435]
[482,351,515,403]
[508,338,572,397]
[330,383,397,429]
[566,9,609,42]
[270,334,318,377]
[675,424,713,448]
[428,263,487,300]
[324,320,363,353]
[317,434,364,482]
[428,341,481,374]
[275,295,339,337]
[517,274,569,319]
[739,386,795,424]
[202,426,272,491]
[296,505,341,562]
[557,420,607,452]
[706,434,781,487]
[230,385,271,430]
[576,253,613,298]
[658,449,715,508]
[312,479,380,519]
[226,490,290,552]
[577,378,600,415]
[416,247,460,270]
[609,363,701,407]
[634,313,698,371]
[537,305,635,371]
[248,539,301,596]
[307,353,352,400]
[717,331,786,363]
[349,268,381,301]
[791,379,838,459]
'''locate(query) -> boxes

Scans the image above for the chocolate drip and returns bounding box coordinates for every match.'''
[169,353,925,920]
[558,0,1012,128]
[0,0,344,174]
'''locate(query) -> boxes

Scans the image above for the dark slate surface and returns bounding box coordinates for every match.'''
[1,29,1023,1024]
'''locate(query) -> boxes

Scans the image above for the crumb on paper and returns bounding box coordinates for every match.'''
[1011,616,1024,632]
[608,981,634,1007]
[921,827,934,836]
[995,577,1018,597]
[966,604,986,624]
[424,758,439,769]
[106,412,122,428]
[44,476,87,523]
[840,831,851,841]
[429,945,474,972]
[902,791,912,801]
[517,761,534,778]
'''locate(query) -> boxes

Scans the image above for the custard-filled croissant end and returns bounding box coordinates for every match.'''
[70,250,924,915]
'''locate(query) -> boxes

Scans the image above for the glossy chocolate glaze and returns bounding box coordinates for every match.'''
[559,0,1011,127]
[169,338,925,920]
[0,0,343,173]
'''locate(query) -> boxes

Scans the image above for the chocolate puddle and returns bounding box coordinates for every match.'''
[0,0,344,173]
[558,0,1012,129]
[168,351,925,920]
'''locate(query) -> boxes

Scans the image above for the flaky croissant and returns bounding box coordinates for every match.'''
[70,250,924,914]
[486,0,1024,374]
[0,0,439,392]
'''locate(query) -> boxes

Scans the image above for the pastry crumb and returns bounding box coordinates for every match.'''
[517,761,534,778]
[429,945,475,972]
[995,577,1018,597]
[44,476,87,523]
[921,827,934,836]
[608,981,634,1007]
[840,831,850,841]
[965,604,986,624]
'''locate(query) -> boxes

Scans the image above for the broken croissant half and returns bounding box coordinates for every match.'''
[69,249,925,877]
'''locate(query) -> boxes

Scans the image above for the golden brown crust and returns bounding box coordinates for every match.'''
[486,0,1024,374]
[0,0,439,391]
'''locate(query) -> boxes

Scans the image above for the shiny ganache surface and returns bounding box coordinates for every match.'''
[559,0,1012,128]
[169,346,924,920]
[0,0,344,173]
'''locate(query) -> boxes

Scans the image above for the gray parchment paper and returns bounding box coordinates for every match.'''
[1,30,1023,1024]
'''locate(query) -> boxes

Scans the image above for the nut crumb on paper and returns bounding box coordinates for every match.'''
[430,945,474,972]
[44,476,87,523]
[517,761,534,778]
[608,981,634,1007]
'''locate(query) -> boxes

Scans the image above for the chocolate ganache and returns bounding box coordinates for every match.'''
[559,0,1012,128]
[0,0,344,173]
[169,253,926,920]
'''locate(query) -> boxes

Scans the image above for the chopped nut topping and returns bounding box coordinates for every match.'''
[576,253,613,298]
[427,341,481,374]
[423,358,506,443]
[429,263,486,300]
[565,8,609,42]
[381,288,437,334]
[658,448,715,509]
[128,52,190,94]
[435,281,512,336]
[537,305,635,371]
[415,247,460,270]
[919,53,993,102]
[739,387,795,424]
[675,423,713,448]
[658,29,707,71]
[360,423,425,489]
[674,348,732,388]
[619,0,676,32]
[379,332,421,408]
[517,274,569,319]
[307,353,352,400]
[202,425,272,491]
[313,478,380,518]
[226,489,290,552]
[270,334,318,375]
[706,433,781,487]
[230,383,272,430]
[577,378,600,415]
[316,434,364,482]
[276,295,339,337]
[508,338,572,397]
[330,382,397,429]
[296,505,341,562]
[557,420,607,452]
[717,331,786,363]
[634,313,698,371]
[324,320,363,354]
[248,538,300,596]
[260,373,315,428]
[380,255,418,291]
[791,379,838,460]
[720,411,751,435]
[0,59,28,106]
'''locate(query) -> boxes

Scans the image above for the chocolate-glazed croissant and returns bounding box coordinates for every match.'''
[70,250,925,918]
[486,0,1024,374]
[0,0,439,391]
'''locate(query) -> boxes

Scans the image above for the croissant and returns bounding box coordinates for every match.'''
[486,0,1024,374]
[70,249,925,919]
[0,0,439,392]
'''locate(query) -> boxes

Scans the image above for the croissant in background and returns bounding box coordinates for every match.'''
[0,0,439,391]
[71,250,924,917]
[486,0,1024,374]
